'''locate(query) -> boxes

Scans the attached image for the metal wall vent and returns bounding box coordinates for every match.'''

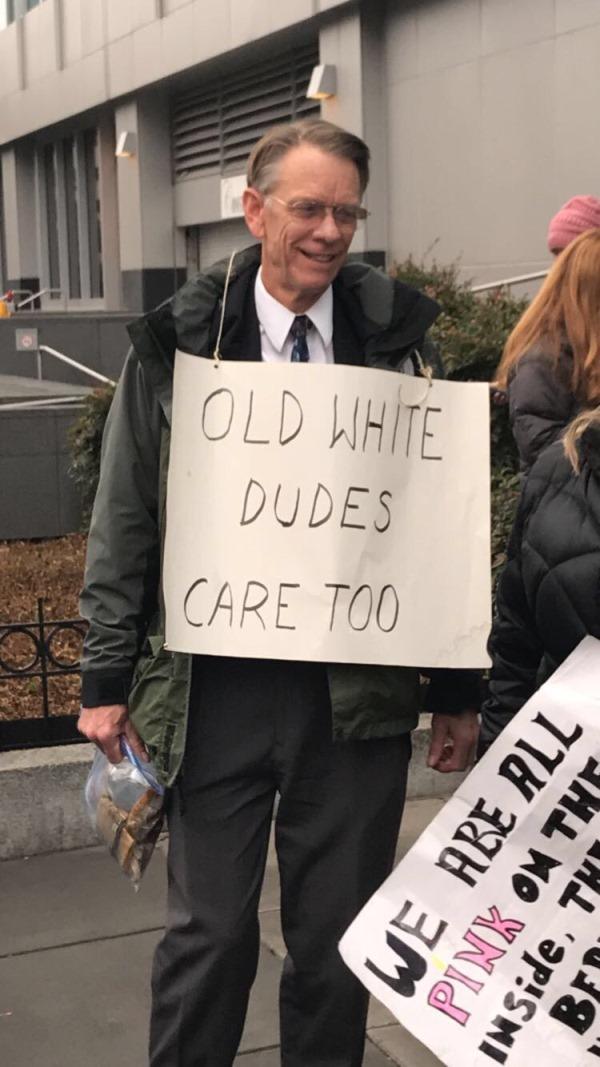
[172,43,320,181]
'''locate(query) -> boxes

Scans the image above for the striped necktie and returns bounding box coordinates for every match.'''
[290,315,311,363]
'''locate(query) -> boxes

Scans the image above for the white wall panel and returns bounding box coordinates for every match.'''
[80,0,105,57]
[190,4,231,67]
[416,0,480,75]
[62,0,83,67]
[481,0,554,55]
[0,23,21,97]
[132,0,158,33]
[555,0,600,33]
[115,100,143,272]
[24,0,59,83]
[230,0,275,48]
[105,0,134,43]
[319,14,363,135]
[0,51,106,144]
[266,0,314,36]
[385,77,422,262]
[385,0,600,284]
[479,39,555,264]
[107,33,136,99]
[385,6,418,85]
[394,61,484,269]
[131,19,163,86]
[555,22,600,198]
[160,2,197,75]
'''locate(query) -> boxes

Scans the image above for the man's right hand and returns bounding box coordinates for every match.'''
[78,704,148,765]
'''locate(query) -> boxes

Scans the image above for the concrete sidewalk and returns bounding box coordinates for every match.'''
[0,798,445,1067]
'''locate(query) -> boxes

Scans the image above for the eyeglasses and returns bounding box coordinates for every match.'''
[268,196,369,228]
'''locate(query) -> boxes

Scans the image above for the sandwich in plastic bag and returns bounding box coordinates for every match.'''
[85,737,165,889]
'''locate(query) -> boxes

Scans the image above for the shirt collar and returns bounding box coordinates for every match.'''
[255,269,334,352]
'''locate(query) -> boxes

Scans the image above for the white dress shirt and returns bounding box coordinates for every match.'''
[254,270,334,364]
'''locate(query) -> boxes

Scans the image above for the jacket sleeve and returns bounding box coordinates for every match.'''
[421,668,482,715]
[479,491,544,752]
[79,350,162,707]
[508,352,575,473]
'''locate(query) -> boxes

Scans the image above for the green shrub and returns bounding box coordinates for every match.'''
[391,257,528,580]
[68,385,115,529]
[491,468,521,583]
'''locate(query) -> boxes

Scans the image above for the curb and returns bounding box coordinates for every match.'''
[0,743,97,859]
[0,717,464,860]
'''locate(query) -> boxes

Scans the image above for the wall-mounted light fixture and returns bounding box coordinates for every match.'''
[306,64,337,101]
[115,131,137,158]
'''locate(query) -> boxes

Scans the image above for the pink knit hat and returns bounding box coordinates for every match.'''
[547,195,600,253]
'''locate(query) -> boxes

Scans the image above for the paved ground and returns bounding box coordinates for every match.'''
[0,798,445,1066]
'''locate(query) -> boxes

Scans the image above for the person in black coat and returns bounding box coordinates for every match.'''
[482,407,600,750]
[494,228,600,475]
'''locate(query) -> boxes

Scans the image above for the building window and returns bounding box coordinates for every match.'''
[41,127,104,303]
[1,0,47,26]
[84,129,103,299]
[43,143,60,297]
[63,137,82,299]
[0,0,14,28]
[172,42,320,181]
[0,1,13,29]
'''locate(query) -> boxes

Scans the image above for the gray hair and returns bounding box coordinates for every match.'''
[246,119,370,196]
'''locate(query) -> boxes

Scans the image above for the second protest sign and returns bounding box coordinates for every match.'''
[340,637,600,1066]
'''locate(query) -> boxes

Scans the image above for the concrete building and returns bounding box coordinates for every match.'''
[1,0,600,316]
[0,0,382,315]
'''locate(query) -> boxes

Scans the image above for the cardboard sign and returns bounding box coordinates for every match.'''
[163,355,491,667]
[340,637,600,1066]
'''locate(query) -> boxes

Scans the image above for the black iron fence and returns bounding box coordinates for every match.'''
[0,599,85,750]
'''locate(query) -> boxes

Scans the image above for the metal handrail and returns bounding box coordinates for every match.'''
[16,288,63,309]
[471,269,549,294]
[38,344,116,386]
[0,397,85,412]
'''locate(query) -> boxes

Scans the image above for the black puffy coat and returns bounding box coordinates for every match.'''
[508,345,579,474]
[482,423,600,748]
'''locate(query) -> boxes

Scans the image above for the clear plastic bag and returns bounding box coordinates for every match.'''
[85,738,165,889]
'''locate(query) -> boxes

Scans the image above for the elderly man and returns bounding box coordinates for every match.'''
[79,119,479,1067]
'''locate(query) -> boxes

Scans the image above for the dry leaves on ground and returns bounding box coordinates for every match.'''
[0,535,87,720]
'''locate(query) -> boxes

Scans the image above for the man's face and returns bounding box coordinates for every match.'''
[243,143,362,312]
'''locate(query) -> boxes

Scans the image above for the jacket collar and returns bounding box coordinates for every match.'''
[127,244,441,421]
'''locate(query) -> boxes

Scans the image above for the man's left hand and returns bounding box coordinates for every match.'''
[427,710,479,773]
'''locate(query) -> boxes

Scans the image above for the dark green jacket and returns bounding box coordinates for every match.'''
[80,246,480,786]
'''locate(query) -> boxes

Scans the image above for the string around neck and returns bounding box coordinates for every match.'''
[212,249,238,364]
[398,348,434,408]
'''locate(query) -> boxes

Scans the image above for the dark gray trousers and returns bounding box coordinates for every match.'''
[149,658,410,1067]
